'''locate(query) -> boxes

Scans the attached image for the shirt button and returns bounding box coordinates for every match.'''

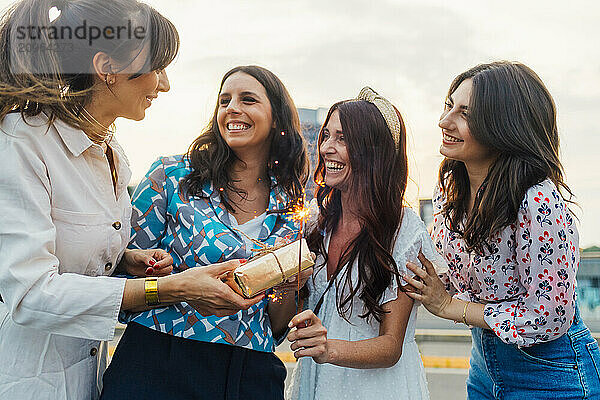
[112,221,121,230]
[90,348,98,356]
[105,262,113,271]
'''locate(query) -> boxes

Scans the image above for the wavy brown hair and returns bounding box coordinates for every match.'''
[0,0,179,132]
[439,61,574,254]
[307,99,408,323]
[180,65,309,211]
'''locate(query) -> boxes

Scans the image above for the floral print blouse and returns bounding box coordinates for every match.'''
[432,179,579,347]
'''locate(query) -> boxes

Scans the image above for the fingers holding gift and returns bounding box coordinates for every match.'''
[224,287,264,310]
[182,260,263,317]
[188,286,264,317]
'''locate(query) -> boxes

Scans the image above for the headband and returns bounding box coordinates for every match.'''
[356,87,402,149]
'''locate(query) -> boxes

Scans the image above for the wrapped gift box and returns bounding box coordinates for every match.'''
[225,238,314,298]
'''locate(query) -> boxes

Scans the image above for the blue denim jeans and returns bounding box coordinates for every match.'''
[467,305,600,400]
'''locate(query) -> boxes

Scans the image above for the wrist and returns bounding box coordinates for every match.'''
[157,275,186,303]
[439,296,461,321]
[325,339,338,364]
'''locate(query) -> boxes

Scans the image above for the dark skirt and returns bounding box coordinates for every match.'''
[100,322,286,400]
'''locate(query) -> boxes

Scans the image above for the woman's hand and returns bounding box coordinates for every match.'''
[119,248,173,277]
[402,251,453,318]
[287,309,332,364]
[177,260,264,317]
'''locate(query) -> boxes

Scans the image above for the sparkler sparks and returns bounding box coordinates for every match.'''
[288,196,309,313]
[289,203,311,225]
[268,291,285,304]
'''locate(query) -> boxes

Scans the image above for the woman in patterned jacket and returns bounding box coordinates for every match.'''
[101,65,311,400]
[402,61,600,399]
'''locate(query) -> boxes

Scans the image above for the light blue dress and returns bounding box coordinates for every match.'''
[287,208,447,400]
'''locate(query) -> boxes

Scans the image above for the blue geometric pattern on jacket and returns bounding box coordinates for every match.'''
[123,155,298,352]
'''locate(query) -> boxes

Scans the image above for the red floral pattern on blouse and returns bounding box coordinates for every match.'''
[432,179,579,347]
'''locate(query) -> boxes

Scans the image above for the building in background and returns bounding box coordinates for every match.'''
[298,107,328,200]
[578,252,600,326]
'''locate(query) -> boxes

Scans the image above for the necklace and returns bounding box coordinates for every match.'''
[80,107,115,145]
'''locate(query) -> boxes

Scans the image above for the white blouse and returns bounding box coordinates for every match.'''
[0,113,128,400]
[288,207,447,400]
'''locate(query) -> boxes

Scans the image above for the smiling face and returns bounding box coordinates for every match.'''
[105,45,171,121]
[439,79,495,168]
[114,70,170,121]
[319,109,351,191]
[216,72,273,155]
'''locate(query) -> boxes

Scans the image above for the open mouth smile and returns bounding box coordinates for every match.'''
[325,161,345,172]
[144,95,157,107]
[443,132,464,143]
[227,122,252,132]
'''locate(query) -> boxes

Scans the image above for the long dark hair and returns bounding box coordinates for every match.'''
[439,61,574,254]
[0,0,179,131]
[307,99,408,323]
[180,65,309,210]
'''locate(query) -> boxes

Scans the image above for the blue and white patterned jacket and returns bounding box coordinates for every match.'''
[123,155,298,352]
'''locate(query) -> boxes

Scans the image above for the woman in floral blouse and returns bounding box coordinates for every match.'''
[402,61,600,399]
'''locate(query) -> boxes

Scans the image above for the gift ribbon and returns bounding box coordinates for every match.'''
[264,251,286,282]
[230,225,293,282]
[229,225,290,255]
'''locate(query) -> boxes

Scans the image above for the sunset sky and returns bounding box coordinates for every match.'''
[2,0,598,246]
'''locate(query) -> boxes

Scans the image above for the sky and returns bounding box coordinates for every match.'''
[2,0,598,246]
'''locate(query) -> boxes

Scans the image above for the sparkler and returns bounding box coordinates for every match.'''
[289,194,310,313]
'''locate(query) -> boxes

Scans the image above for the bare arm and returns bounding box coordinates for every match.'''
[287,288,414,369]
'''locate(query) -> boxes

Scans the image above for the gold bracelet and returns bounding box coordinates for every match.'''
[462,301,469,326]
[144,277,160,306]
